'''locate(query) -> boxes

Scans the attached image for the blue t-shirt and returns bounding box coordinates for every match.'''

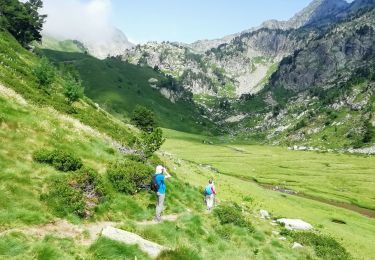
[155,174,166,194]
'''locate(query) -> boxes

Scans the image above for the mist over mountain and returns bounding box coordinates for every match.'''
[41,0,134,58]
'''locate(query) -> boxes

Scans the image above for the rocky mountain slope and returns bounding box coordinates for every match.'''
[269,8,375,91]
[121,0,356,99]
[231,6,375,151]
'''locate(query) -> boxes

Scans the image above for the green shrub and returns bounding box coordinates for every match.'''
[33,149,83,172]
[63,76,84,103]
[131,105,157,132]
[157,247,202,260]
[33,58,56,87]
[294,120,307,131]
[214,203,254,232]
[107,160,152,194]
[42,168,106,218]
[138,128,166,158]
[289,231,350,260]
[33,149,53,164]
[42,174,85,217]
[105,147,116,155]
[363,120,374,143]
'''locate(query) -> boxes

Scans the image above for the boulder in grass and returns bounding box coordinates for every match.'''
[292,242,304,249]
[277,219,313,230]
[260,209,270,219]
[101,226,167,258]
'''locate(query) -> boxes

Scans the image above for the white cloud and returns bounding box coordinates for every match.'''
[42,0,115,43]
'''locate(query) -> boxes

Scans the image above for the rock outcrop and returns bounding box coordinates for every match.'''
[101,226,167,258]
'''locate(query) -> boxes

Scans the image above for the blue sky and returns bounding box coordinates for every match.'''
[111,0,313,43]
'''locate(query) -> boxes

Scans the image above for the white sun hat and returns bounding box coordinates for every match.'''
[156,165,164,174]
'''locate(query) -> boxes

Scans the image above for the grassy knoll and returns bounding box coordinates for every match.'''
[160,129,375,259]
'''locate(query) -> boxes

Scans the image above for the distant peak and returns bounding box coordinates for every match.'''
[287,0,349,28]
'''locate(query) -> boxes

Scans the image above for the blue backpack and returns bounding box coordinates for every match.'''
[204,185,213,195]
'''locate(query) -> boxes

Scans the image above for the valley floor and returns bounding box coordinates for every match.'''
[160,129,375,259]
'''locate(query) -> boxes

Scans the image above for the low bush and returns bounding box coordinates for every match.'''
[157,247,202,260]
[214,203,254,232]
[138,128,165,158]
[33,57,56,87]
[63,76,84,104]
[107,160,152,194]
[289,231,350,260]
[294,120,307,131]
[42,168,107,218]
[33,149,83,172]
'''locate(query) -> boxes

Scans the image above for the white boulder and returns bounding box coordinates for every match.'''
[101,226,167,258]
[260,210,270,219]
[292,242,304,249]
[277,219,313,230]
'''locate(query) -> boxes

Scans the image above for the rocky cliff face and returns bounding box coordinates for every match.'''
[269,7,375,92]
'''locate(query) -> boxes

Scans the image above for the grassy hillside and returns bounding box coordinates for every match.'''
[40,49,214,134]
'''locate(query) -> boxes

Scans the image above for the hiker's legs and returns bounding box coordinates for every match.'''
[155,193,165,220]
[206,194,214,210]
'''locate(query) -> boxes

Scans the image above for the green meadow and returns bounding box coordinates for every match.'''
[160,129,375,259]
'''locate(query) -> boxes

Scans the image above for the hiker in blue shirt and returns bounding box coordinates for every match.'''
[204,179,217,210]
[153,165,171,222]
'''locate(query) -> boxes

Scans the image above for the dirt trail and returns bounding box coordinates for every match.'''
[137,213,182,225]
